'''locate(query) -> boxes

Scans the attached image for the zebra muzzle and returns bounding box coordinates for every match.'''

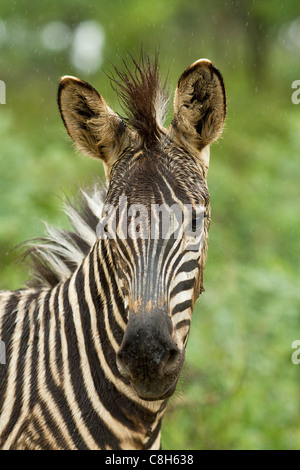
[116,309,185,400]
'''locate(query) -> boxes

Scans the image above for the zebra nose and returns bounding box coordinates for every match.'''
[116,311,183,390]
[117,339,181,381]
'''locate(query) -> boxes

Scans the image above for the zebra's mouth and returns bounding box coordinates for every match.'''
[137,383,177,402]
[132,377,178,401]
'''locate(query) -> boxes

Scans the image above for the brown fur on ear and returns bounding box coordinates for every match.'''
[170,59,226,154]
[57,76,132,174]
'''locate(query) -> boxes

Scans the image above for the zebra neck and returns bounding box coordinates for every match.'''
[63,240,168,446]
[0,242,167,449]
[65,238,126,368]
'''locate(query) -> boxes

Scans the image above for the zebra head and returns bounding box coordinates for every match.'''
[58,56,226,401]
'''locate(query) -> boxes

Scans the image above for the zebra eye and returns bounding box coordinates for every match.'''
[191,214,203,232]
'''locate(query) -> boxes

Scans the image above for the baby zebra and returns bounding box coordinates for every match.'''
[0,56,226,450]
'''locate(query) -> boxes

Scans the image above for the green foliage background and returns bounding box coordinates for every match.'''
[0,0,300,449]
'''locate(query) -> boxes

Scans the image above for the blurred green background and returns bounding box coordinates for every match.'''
[0,0,300,450]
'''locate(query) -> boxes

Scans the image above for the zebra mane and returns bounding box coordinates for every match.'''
[25,181,106,288]
[111,54,170,143]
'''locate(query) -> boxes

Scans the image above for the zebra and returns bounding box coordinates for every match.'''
[0,55,226,450]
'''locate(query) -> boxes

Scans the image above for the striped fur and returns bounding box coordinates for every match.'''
[25,183,106,288]
[0,55,226,449]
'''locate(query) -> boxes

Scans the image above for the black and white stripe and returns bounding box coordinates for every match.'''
[0,179,204,449]
[0,55,226,449]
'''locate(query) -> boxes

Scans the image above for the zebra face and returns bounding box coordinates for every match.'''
[58,56,226,400]
[103,151,209,400]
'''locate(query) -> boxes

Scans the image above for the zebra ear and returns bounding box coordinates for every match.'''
[58,76,132,176]
[170,59,226,165]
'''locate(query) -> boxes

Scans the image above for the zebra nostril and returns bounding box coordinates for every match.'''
[162,347,182,375]
[116,350,131,379]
